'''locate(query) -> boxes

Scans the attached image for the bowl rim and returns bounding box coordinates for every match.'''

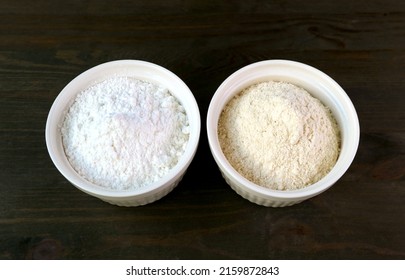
[206,59,360,200]
[45,59,201,199]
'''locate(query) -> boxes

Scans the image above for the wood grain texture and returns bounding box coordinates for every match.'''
[0,0,404,259]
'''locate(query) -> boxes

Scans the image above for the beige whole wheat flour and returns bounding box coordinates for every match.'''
[218,81,340,190]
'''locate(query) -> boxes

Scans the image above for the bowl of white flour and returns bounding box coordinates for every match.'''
[46,60,200,206]
[207,60,359,207]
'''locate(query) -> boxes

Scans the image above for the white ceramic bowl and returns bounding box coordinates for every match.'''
[207,60,360,207]
[46,60,201,206]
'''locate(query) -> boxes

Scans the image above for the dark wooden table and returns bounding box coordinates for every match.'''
[1,0,404,260]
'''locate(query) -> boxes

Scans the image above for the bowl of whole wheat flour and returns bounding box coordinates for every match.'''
[207,60,359,207]
[46,60,200,206]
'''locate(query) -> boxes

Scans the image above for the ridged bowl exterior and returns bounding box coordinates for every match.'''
[207,60,360,207]
[46,60,200,206]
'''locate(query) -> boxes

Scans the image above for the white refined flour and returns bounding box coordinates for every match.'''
[218,81,340,190]
[61,76,189,191]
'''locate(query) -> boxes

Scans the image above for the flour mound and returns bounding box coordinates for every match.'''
[218,81,340,190]
[61,77,189,191]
